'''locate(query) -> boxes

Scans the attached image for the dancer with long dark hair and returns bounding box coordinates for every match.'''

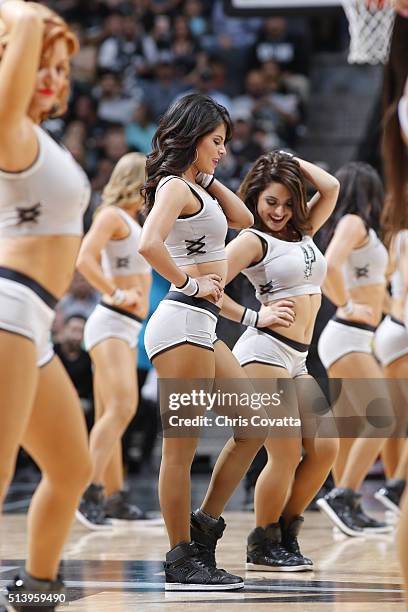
[140,93,279,590]
[317,162,394,537]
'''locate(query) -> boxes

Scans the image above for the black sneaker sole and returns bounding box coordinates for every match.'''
[374,491,401,515]
[246,561,312,572]
[75,509,113,531]
[165,581,244,591]
[316,498,364,537]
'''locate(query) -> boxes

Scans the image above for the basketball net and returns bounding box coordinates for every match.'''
[341,0,396,64]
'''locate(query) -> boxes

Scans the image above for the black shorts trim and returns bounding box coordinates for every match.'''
[100,301,143,323]
[164,291,221,318]
[0,266,58,309]
[257,327,310,353]
[333,316,376,333]
[150,340,214,362]
[240,359,287,370]
[390,315,405,327]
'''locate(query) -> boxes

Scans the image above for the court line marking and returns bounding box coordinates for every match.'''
[1,580,401,594]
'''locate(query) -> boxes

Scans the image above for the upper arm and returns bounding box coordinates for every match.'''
[307,183,340,236]
[225,231,264,284]
[141,179,192,244]
[324,215,367,267]
[78,208,122,261]
[0,10,44,126]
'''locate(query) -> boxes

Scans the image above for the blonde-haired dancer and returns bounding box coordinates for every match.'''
[76,153,152,529]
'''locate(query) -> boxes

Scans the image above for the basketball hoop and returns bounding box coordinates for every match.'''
[342,0,396,64]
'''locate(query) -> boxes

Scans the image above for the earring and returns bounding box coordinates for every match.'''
[193,149,198,164]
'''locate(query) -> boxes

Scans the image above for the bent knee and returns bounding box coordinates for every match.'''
[46,449,92,491]
[309,438,339,464]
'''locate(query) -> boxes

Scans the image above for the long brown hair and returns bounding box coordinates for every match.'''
[238,151,311,235]
[381,15,408,236]
[142,94,232,215]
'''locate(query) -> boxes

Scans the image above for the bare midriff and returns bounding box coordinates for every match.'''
[336,283,386,327]
[265,293,322,345]
[0,235,82,298]
[102,273,150,319]
[180,259,228,307]
[389,296,405,323]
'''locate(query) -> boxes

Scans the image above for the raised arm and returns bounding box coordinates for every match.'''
[0,2,46,172]
[139,179,223,300]
[295,157,340,236]
[207,178,254,230]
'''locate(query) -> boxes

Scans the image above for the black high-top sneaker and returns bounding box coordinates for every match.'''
[75,484,112,531]
[164,542,244,591]
[316,488,364,537]
[190,508,243,583]
[190,509,226,568]
[4,569,64,611]
[280,516,314,569]
[246,523,309,571]
[104,491,164,525]
[374,479,405,515]
[351,492,393,533]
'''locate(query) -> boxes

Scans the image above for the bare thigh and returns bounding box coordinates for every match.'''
[22,356,91,487]
[329,352,395,438]
[0,331,38,499]
[90,338,138,418]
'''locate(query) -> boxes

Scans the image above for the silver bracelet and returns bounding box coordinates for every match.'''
[196,172,215,189]
[111,288,126,306]
[241,307,259,328]
[176,274,199,297]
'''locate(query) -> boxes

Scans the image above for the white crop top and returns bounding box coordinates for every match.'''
[342,228,388,289]
[390,230,408,299]
[157,175,228,267]
[101,207,151,277]
[0,125,90,237]
[241,228,327,304]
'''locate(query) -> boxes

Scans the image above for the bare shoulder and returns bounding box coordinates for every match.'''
[335,214,367,238]
[228,229,265,260]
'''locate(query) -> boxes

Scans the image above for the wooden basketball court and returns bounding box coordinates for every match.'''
[0,510,404,611]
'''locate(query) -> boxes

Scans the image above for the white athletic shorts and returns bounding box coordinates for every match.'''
[0,267,56,367]
[318,316,376,370]
[84,302,143,351]
[144,291,219,361]
[374,315,408,367]
[232,326,309,378]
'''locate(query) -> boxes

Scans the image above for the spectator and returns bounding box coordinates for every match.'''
[229,117,264,178]
[97,11,126,72]
[125,102,157,154]
[141,60,184,121]
[171,15,200,76]
[185,67,232,112]
[54,314,94,407]
[59,271,99,320]
[103,126,130,163]
[252,17,311,76]
[184,0,207,37]
[96,71,139,125]
[70,22,98,87]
